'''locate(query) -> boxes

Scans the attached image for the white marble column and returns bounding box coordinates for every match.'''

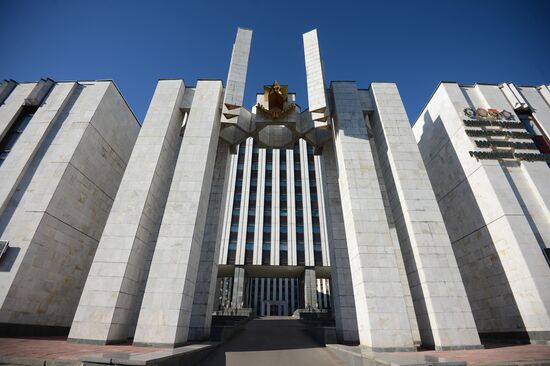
[320,141,359,343]
[304,267,318,309]
[370,82,481,350]
[366,128,421,347]
[330,81,415,351]
[133,80,223,347]
[188,141,231,340]
[69,80,185,343]
[231,266,246,308]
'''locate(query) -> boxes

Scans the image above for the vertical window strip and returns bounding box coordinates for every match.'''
[263,148,272,264]
[307,143,323,266]
[227,143,246,264]
[245,141,258,264]
[279,149,288,265]
[0,106,37,166]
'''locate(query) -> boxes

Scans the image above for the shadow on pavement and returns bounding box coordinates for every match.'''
[197,317,345,366]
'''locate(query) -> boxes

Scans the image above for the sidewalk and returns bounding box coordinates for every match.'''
[0,337,158,363]
[327,343,550,366]
[402,344,550,365]
[1,335,550,366]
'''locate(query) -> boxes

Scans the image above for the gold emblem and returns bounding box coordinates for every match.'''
[256,80,296,119]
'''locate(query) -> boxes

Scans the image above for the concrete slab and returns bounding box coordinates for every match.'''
[80,343,218,366]
[327,343,550,366]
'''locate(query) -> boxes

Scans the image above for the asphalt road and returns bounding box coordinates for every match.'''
[197,317,346,366]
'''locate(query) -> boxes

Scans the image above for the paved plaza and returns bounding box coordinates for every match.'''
[1,319,550,366]
[197,318,346,366]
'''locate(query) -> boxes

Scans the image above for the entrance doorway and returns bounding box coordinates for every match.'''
[263,301,287,316]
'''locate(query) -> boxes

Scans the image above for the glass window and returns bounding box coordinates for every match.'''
[227,250,236,264]
[296,225,304,234]
[280,225,288,233]
[263,224,271,232]
[15,114,33,133]
[245,242,254,250]
[313,225,321,234]
[0,108,35,166]
[280,242,288,250]
[228,241,237,250]
[247,224,255,232]
[517,112,540,135]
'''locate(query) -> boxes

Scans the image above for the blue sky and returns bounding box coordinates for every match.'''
[1,0,549,124]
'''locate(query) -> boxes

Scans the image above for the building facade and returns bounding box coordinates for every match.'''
[64,28,482,351]
[413,82,550,344]
[1,27,546,352]
[214,135,333,317]
[0,79,139,333]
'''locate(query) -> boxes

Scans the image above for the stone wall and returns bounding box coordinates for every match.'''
[0,81,139,330]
